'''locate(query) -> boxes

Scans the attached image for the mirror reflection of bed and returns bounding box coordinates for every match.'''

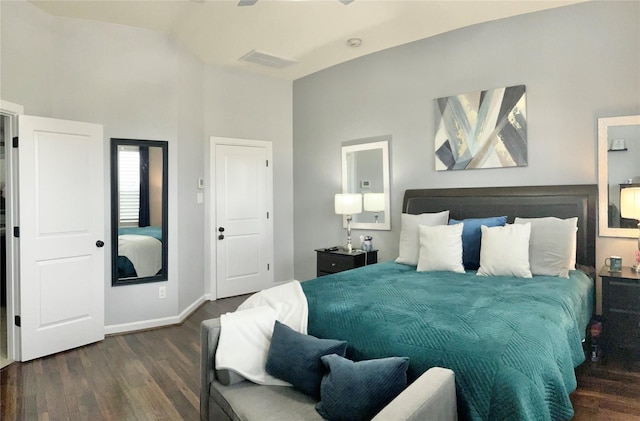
[118,226,162,279]
[111,138,168,285]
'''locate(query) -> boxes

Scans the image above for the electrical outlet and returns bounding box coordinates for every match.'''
[159,286,167,299]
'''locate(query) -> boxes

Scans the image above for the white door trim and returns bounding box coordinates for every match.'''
[207,136,273,300]
[0,100,24,361]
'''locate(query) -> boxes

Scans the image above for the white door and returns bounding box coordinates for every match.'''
[18,115,105,361]
[215,142,272,298]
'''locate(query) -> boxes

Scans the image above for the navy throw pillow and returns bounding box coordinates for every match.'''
[315,354,409,421]
[265,320,347,399]
[449,216,507,270]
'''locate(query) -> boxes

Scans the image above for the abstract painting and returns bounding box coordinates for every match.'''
[434,85,527,171]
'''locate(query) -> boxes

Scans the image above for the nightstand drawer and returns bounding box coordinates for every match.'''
[602,279,640,310]
[315,248,377,277]
[605,311,640,349]
[317,252,358,274]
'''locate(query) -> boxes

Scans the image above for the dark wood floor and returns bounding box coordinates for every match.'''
[0,295,246,421]
[571,353,640,420]
[2,295,640,420]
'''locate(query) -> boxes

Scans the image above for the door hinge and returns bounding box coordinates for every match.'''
[13,227,20,238]
[266,159,269,167]
[12,136,18,148]
[267,264,270,271]
[267,211,269,219]
[14,315,21,327]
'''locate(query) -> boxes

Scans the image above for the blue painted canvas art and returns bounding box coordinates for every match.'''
[435,85,527,170]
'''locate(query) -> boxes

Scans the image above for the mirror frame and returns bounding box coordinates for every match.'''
[597,114,640,238]
[111,138,168,286]
[342,138,391,231]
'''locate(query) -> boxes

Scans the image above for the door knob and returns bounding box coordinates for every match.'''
[218,227,225,232]
[218,234,224,240]
[96,240,105,248]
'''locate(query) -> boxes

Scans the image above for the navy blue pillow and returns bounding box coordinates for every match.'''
[449,216,507,270]
[265,321,347,399]
[315,354,409,421]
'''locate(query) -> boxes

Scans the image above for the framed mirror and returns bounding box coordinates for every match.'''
[597,115,640,238]
[342,138,391,230]
[111,138,168,286]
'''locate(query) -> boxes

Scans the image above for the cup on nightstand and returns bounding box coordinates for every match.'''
[605,256,622,272]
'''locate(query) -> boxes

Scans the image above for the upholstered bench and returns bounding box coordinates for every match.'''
[201,318,458,421]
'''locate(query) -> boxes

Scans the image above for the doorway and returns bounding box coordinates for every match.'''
[209,137,274,299]
[1,115,9,368]
[0,105,106,363]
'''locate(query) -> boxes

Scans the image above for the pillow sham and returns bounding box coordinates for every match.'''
[417,223,465,273]
[477,223,532,278]
[395,211,449,266]
[449,216,507,270]
[316,354,409,421]
[265,320,347,399]
[514,217,578,278]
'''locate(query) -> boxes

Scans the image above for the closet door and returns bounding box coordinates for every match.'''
[213,139,273,299]
[18,115,105,361]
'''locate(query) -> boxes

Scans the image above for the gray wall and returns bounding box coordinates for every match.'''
[203,66,295,292]
[292,0,640,294]
[1,1,294,329]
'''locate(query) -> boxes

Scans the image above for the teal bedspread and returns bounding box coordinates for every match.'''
[118,226,162,241]
[301,261,593,421]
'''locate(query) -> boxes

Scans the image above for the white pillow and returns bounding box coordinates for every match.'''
[395,211,450,265]
[514,217,578,278]
[477,223,532,278]
[417,223,465,273]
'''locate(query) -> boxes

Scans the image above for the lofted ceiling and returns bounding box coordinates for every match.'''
[30,0,586,81]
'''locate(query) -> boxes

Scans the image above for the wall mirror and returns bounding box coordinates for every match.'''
[597,115,640,238]
[111,138,168,286]
[342,137,391,230]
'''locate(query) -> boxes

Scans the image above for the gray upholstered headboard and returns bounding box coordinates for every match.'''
[402,185,598,268]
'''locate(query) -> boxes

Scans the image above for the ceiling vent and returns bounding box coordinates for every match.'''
[239,50,297,69]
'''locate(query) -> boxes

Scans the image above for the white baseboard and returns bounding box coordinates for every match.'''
[202,280,297,302]
[105,295,208,335]
[275,279,297,285]
[105,281,299,335]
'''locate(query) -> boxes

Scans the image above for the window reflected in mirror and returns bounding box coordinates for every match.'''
[111,138,168,285]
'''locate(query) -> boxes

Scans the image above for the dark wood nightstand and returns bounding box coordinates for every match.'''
[600,266,640,366]
[315,247,378,277]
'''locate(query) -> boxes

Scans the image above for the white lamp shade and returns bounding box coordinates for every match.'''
[363,193,385,212]
[621,187,640,220]
[335,193,362,215]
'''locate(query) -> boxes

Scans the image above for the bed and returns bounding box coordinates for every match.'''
[117,226,163,278]
[301,185,597,421]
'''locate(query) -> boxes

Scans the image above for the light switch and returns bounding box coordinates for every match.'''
[197,192,204,204]
[198,178,204,189]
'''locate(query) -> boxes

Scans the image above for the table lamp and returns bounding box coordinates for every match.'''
[364,192,385,223]
[335,193,362,252]
[620,187,640,272]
